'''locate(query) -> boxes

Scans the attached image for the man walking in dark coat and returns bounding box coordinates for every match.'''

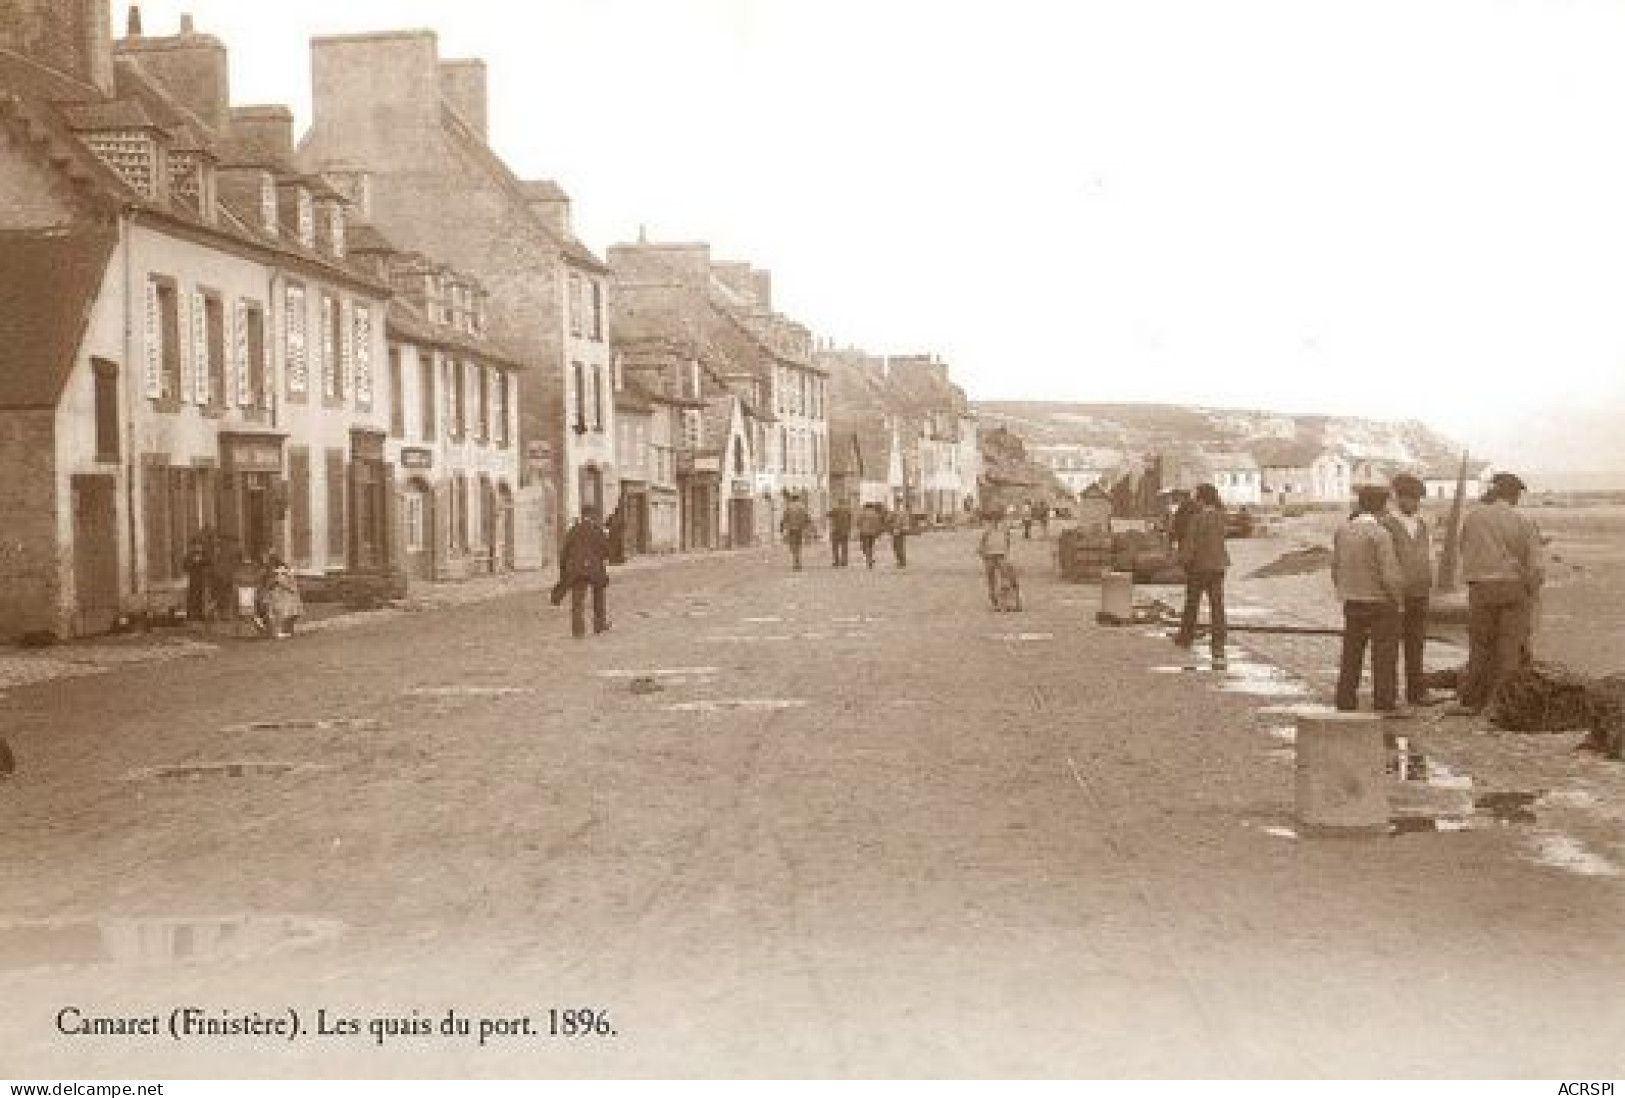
[780,493,812,571]
[559,506,611,639]
[889,505,910,568]
[856,503,884,569]
[1172,483,1230,667]
[827,499,853,567]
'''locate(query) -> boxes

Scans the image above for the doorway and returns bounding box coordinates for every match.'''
[71,474,120,634]
[403,479,435,582]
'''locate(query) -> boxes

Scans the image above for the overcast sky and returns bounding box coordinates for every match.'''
[131,0,1625,473]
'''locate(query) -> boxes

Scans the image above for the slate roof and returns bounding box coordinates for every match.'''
[385,295,527,371]
[0,227,117,409]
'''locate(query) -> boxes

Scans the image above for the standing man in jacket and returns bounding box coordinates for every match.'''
[780,493,812,571]
[1332,484,1406,713]
[1447,471,1544,717]
[1382,474,1439,705]
[856,503,885,569]
[889,505,910,568]
[559,506,611,639]
[827,498,853,567]
[1172,483,1230,668]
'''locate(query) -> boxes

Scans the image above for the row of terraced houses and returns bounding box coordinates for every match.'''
[0,2,984,639]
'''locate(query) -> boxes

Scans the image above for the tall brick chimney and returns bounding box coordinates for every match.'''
[522,180,572,237]
[228,105,294,165]
[309,30,444,169]
[438,58,488,141]
[116,12,230,132]
[0,0,115,97]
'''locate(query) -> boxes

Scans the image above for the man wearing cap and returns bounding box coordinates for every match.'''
[1447,471,1544,717]
[1332,484,1406,714]
[780,492,812,571]
[1382,473,1440,706]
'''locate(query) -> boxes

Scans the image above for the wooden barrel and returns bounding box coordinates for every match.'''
[1294,712,1388,832]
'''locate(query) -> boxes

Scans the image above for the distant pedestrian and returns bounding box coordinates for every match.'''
[1035,500,1051,537]
[889,506,910,568]
[781,493,812,571]
[1447,472,1544,718]
[827,499,853,567]
[1332,484,1405,714]
[558,506,612,639]
[976,511,1013,609]
[209,533,241,624]
[1382,474,1439,706]
[606,506,627,565]
[857,503,885,569]
[1172,483,1230,667]
[183,528,214,623]
[1020,500,1034,539]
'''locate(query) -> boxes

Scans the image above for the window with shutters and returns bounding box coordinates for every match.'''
[148,277,182,406]
[202,292,225,411]
[449,358,465,440]
[93,360,119,463]
[353,303,373,409]
[592,365,604,431]
[320,293,341,401]
[326,449,347,565]
[589,280,604,341]
[571,362,586,431]
[187,289,207,406]
[420,352,437,440]
[288,447,312,566]
[495,372,510,447]
[284,284,308,398]
[243,302,267,411]
[388,347,405,438]
[476,363,489,442]
[568,273,584,338]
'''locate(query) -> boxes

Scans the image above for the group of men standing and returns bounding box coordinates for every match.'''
[1332,471,1544,718]
[783,497,911,571]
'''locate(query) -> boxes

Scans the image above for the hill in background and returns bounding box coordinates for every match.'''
[972,401,1468,472]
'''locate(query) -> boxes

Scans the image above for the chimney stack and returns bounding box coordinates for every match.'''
[439,59,489,141]
[127,4,142,37]
[117,13,231,133]
[229,105,295,165]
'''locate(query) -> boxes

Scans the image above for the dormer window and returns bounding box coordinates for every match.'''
[259,172,277,235]
[325,201,346,259]
[81,129,166,200]
[296,189,315,249]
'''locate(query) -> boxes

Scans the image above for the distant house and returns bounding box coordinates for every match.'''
[1251,440,1352,506]
[1207,451,1262,507]
[1420,461,1492,503]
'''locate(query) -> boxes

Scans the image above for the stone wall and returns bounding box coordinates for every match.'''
[0,411,61,637]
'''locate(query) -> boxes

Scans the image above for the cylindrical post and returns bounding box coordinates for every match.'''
[1101,570,1134,621]
[1294,712,1388,832]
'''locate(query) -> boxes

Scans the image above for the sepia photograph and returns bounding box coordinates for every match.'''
[1,0,1623,1086]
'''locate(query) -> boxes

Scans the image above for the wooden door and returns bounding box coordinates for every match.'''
[71,474,120,634]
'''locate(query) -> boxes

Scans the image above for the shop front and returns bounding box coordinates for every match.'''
[217,431,287,567]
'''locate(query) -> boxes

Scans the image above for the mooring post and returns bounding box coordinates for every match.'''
[1295,711,1389,833]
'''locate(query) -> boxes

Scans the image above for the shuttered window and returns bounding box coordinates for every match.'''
[326,449,347,564]
[353,303,373,409]
[285,284,308,397]
[289,447,311,566]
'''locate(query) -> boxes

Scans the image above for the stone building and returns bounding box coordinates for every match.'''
[0,6,405,637]
[608,239,826,543]
[340,227,531,581]
[297,29,616,540]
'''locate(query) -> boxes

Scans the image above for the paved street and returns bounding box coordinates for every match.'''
[2,531,1623,1078]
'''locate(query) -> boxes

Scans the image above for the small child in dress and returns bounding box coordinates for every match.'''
[257,554,303,639]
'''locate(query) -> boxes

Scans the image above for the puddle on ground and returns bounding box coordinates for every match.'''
[742,616,785,624]
[127,762,302,781]
[1219,670,1311,697]
[664,699,808,713]
[1254,703,1341,721]
[831,615,884,624]
[1528,833,1621,877]
[990,633,1056,642]
[222,718,383,733]
[405,686,532,697]
[703,634,794,643]
[596,668,720,680]
[0,915,342,972]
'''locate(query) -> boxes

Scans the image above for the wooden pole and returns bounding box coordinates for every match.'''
[1435,449,1470,593]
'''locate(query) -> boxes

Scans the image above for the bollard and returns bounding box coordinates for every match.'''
[1294,711,1388,832]
[1100,570,1134,622]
